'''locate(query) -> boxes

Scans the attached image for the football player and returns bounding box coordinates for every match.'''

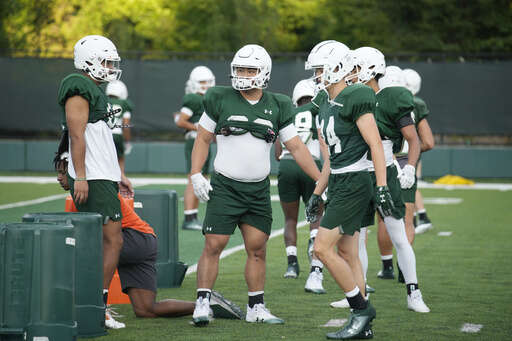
[274,78,328,294]
[175,66,215,230]
[57,35,134,319]
[402,68,435,234]
[189,44,321,326]
[105,80,134,175]
[305,41,388,339]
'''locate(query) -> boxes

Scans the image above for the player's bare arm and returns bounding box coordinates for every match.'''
[417,119,434,152]
[357,113,387,187]
[284,135,321,182]
[401,124,421,167]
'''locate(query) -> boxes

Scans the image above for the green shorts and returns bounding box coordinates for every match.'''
[277,157,322,203]
[68,175,122,223]
[203,172,272,235]
[361,165,406,227]
[185,138,211,174]
[401,176,418,203]
[320,171,372,236]
[113,134,124,158]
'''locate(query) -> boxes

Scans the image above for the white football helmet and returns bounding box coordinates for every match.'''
[74,35,121,82]
[317,43,354,90]
[403,68,421,95]
[305,40,343,84]
[106,80,128,100]
[378,66,406,89]
[353,47,386,84]
[189,66,215,95]
[184,79,193,94]
[292,79,316,106]
[231,44,272,90]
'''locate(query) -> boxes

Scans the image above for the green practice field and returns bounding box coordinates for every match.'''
[1,179,511,340]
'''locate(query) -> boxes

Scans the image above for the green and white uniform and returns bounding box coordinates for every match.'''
[58,73,121,221]
[199,86,296,235]
[277,102,322,203]
[181,93,211,174]
[315,84,376,235]
[109,97,134,158]
[397,96,430,203]
[362,86,414,225]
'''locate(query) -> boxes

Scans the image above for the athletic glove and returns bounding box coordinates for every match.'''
[306,194,323,223]
[124,142,133,155]
[375,186,394,217]
[191,173,212,202]
[399,164,416,189]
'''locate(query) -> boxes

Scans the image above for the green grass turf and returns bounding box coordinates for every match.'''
[1,184,511,340]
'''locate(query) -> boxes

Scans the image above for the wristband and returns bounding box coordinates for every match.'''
[75,177,87,181]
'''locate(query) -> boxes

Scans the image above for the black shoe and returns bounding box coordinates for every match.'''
[365,284,375,294]
[416,215,433,234]
[377,267,394,279]
[326,303,376,339]
[397,266,405,284]
[413,215,418,228]
[283,261,299,279]
[210,290,244,319]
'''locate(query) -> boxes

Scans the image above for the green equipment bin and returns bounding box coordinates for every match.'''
[0,222,77,341]
[22,212,106,338]
[133,189,188,288]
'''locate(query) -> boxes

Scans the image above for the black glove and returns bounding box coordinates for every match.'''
[306,194,323,223]
[375,186,395,217]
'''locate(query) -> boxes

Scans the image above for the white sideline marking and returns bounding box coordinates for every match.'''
[321,319,348,327]
[0,194,68,210]
[437,231,453,236]
[460,323,483,333]
[185,220,309,276]
[1,176,512,190]
[423,197,463,205]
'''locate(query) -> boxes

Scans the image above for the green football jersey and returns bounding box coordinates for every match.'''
[375,86,415,154]
[181,93,204,128]
[412,96,429,128]
[203,86,294,142]
[317,84,376,170]
[58,73,111,130]
[293,102,319,142]
[108,97,134,134]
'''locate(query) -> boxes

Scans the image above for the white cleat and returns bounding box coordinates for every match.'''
[330,298,350,309]
[407,289,430,313]
[246,303,284,324]
[105,307,125,329]
[192,297,212,326]
[415,223,433,234]
[304,268,326,294]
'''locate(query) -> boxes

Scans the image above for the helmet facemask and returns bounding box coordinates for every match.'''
[230,44,272,91]
[231,65,268,90]
[74,35,122,83]
[84,52,121,82]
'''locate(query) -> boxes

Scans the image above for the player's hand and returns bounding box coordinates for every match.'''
[191,173,212,202]
[73,179,89,205]
[306,194,323,223]
[124,142,133,155]
[399,164,416,189]
[120,174,134,198]
[375,186,394,217]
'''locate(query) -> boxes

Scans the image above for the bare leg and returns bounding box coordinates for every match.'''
[127,288,194,318]
[336,232,365,296]
[240,224,269,292]
[103,219,123,289]
[196,234,230,289]
[377,214,393,256]
[281,201,299,247]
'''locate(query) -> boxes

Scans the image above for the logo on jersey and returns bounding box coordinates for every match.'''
[264,109,272,115]
[205,226,213,232]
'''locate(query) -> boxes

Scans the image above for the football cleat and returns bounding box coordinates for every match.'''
[407,289,430,313]
[415,216,433,234]
[377,267,395,279]
[182,218,203,231]
[365,284,375,294]
[330,298,350,309]
[326,302,376,339]
[105,307,125,329]
[305,268,326,294]
[192,297,211,326]
[283,261,299,279]
[210,291,244,319]
[246,303,284,324]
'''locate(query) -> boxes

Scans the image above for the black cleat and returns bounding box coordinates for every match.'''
[326,303,376,339]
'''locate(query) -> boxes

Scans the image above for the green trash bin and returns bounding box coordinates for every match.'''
[22,212,106,338]
[0,222,77,341]
[133,190,188,288]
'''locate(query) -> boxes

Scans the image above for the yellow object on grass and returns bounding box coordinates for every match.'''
[434,175,475,185]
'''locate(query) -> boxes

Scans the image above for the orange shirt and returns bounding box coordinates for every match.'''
[66,194,156,237]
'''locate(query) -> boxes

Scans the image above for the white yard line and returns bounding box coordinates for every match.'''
[185,220,309,275]
[0,194,68,210]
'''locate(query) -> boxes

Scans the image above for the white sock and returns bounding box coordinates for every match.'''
[358,227,368,281]
[184,209,198,215]
[311,259,323,268]
[248,291,264,296]
[310,229,318,239]
[381,254,393,261]
[417,209,426,214]
[383,216,418,284]
[286,246,297,256]
[345,286,360,297]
